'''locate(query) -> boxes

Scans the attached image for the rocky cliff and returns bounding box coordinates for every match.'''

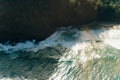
[0,0,99,42]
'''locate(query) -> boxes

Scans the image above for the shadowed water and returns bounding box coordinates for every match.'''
[0,24,120,80]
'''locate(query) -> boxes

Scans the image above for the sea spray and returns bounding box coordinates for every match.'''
[48,24,120,80]
[0,24,120,80]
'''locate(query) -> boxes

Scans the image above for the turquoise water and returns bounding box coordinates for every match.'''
[0,24,120,80]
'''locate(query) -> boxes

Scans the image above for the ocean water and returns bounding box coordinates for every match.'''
[0,24,120,80]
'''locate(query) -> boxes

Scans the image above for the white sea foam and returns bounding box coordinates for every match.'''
[0,24,120,53]
[49,24,120,80]
[101,29,120,49]
[0,41,36,53]
[0,24,120,80]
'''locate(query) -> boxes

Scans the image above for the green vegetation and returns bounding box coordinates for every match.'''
[68,0,120,22]
[97,0,120,22]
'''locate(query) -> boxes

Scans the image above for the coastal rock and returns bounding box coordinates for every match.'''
[0,0,97,42]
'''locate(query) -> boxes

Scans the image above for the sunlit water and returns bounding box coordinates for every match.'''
[0,24,120,80]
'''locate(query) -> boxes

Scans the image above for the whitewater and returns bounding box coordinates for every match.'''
[0,23,120,80]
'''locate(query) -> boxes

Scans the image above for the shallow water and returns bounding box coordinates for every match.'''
[0,24,120,80]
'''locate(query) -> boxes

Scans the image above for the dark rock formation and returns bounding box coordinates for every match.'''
[0,0,98,43]
[97,0,120,22]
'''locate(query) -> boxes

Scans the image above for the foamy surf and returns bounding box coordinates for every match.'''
[0,24,120,80]
[1,25,120,53]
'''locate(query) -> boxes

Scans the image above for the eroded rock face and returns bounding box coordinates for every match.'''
[0,0,98,42]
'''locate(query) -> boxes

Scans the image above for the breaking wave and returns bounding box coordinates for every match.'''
[0,24,120,80]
